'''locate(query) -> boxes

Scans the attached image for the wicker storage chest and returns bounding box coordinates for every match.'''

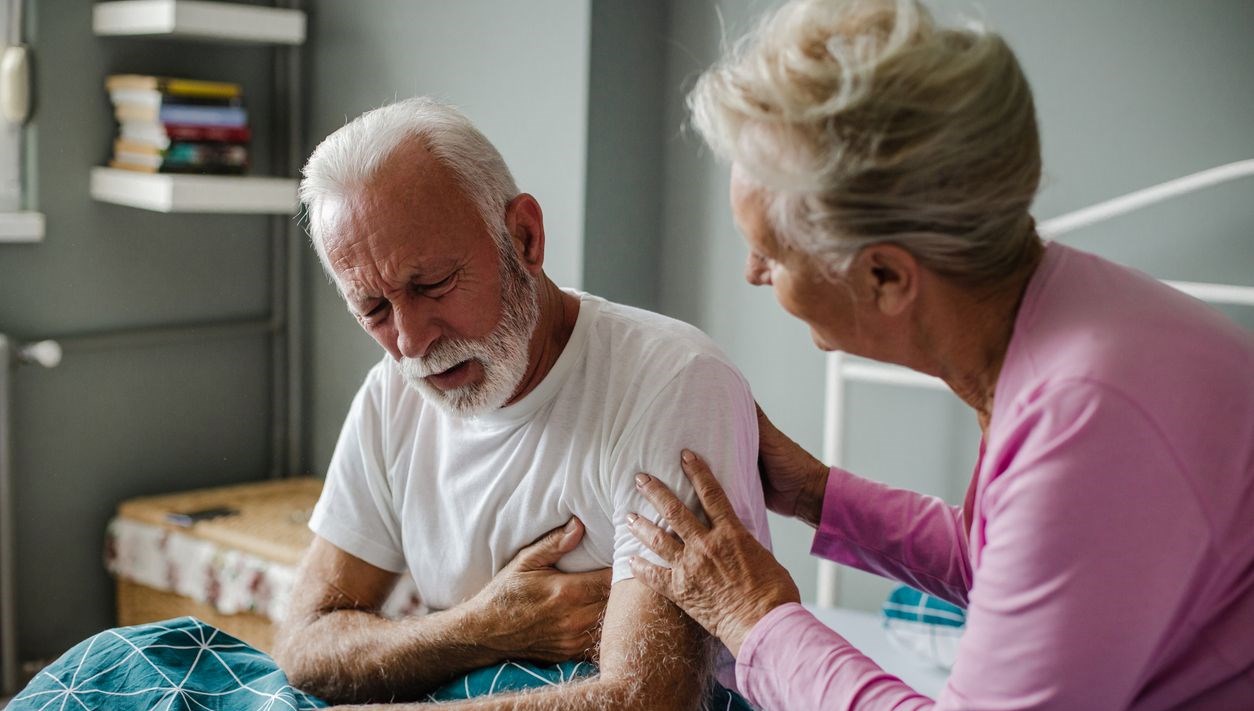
[108,478,322,653]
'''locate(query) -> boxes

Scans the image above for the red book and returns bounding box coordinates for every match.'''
[119,121,252,148]
[165,123,252,143]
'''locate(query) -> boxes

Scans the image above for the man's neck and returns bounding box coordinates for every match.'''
[505,278,581,406]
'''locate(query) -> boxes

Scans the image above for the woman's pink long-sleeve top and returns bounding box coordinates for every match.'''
[735,243,1254,710]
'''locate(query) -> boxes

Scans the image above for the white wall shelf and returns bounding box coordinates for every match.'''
[0,212,45,243]
[90,167,298,214]
[93,0,307,45]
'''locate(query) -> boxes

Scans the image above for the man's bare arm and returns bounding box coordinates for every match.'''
[329,578,714,711]
[275,523,610,704]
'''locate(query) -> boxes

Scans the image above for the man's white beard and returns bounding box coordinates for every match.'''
[397,239,540,418]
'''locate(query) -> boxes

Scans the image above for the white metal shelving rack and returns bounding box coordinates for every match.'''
[0,1,307,694]
[816,159,1254,608]
[90,0,305,214]
[89,167,297,213]
[0,212,44,243]
[83,0,307,471]
[0,0,42,243]
[93,0,306,44]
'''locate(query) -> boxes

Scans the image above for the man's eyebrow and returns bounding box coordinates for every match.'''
[336,252,463,304]
[341,287,377,309]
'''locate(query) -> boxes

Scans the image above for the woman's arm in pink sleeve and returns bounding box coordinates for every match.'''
[740,383,1208,710]
[813,467,973,605]
[737,604,936,711]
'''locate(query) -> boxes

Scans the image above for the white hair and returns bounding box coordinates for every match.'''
[299,96,520,270]
[691,0,1042,285]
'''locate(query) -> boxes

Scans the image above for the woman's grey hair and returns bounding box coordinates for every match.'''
[299,97,520,270]
[691,0,1042,285]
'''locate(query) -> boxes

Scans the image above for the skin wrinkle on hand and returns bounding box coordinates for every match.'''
[629,451,802,658]
[755,404,831,528]
[464,519,611,664]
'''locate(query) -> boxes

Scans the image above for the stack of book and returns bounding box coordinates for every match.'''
[106,74,251,175]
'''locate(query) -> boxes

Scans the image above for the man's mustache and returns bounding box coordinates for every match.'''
[400,340,487,379]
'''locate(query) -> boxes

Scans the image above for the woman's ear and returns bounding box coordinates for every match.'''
[504,193,546,274]
[853,244,919,316]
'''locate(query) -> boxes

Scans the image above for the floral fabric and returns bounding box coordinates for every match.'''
[104,517,423,621]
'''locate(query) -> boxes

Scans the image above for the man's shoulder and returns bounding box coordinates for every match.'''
[582,294,738,375]
[572,295,753,436]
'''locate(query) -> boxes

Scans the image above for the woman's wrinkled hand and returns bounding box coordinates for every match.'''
[756,404,830,527]
[627,450,801,657]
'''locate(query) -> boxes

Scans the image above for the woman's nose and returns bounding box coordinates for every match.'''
[745,254,771,286]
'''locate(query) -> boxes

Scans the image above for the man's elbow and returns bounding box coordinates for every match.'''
[272,619,343,701]
[272,622,312,685]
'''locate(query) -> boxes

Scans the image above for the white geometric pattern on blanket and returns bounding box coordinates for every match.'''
[11,618,323,711]
[437,659,597,702]
[429,660,740,709]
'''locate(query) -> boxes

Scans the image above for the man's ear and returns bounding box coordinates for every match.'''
[852,243,918,317]
[504,193,546,275]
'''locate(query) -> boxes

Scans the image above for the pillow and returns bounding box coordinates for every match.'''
[881,584,966,670]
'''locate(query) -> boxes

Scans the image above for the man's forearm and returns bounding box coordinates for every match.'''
[328,582,715,711]
[332,675,704,711]
[278,604,505,703]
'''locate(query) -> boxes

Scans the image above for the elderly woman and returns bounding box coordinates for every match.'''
[626,0,1254,709]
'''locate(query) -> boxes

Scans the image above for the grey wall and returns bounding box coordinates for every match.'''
[301,0,593,473]
[582,0,669,311]
[656,0,1254,610]
[2,0,279,661]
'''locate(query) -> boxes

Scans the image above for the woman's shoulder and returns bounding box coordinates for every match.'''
[993,244,1253,510]
[1004,243,1252,405]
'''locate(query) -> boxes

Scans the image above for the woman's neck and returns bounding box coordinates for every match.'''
[917,249,1043,432]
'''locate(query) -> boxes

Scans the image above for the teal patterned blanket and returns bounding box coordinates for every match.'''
[11,617,752,710]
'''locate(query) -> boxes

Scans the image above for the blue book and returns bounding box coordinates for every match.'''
[158,104,248,127]
[115,102,248,127]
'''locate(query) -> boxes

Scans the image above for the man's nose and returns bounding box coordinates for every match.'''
[393,298,442,359]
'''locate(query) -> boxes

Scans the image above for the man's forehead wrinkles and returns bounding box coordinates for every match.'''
[328,245,356,273]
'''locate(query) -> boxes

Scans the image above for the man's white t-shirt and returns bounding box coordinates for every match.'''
[310,291,772,615]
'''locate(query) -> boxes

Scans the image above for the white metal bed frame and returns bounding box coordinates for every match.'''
[816,158,1254,608]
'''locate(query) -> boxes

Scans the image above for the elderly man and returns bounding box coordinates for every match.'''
[274,97,771,709]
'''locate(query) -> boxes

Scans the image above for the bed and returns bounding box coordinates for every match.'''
[105,477,952,692]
